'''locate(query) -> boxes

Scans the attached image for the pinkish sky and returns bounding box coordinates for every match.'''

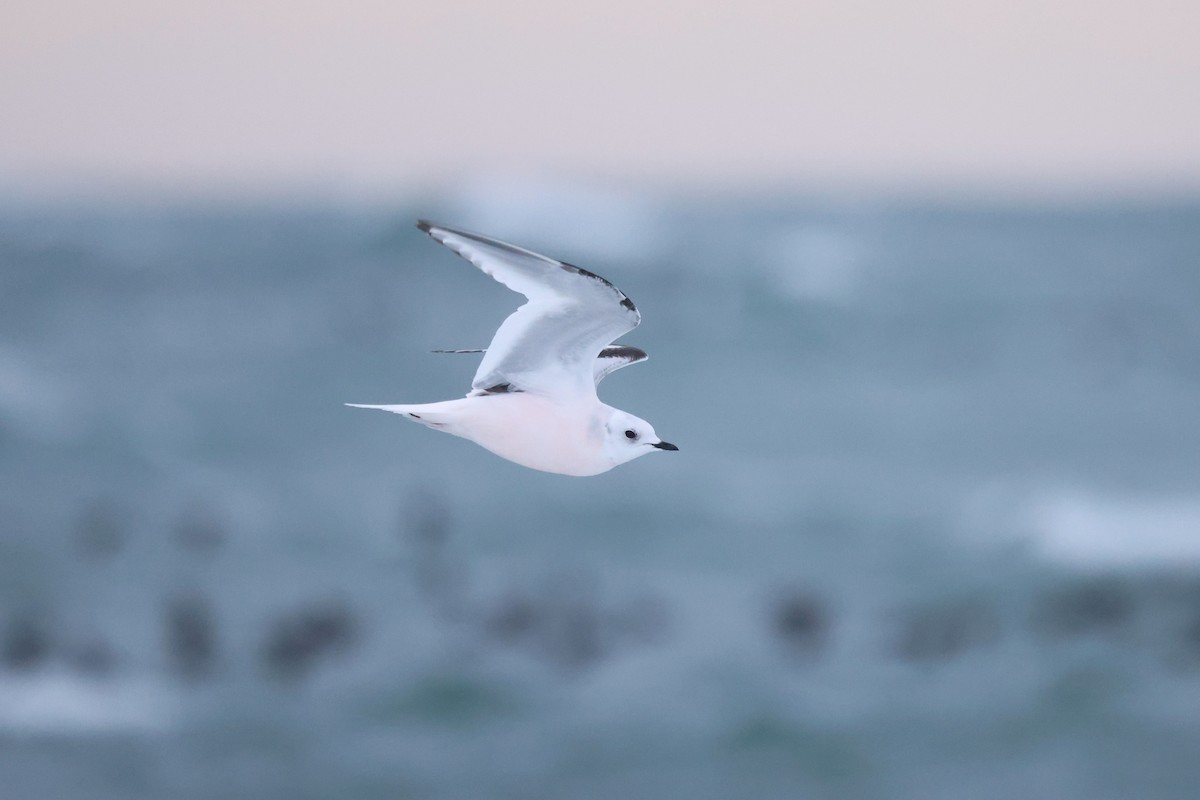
[3,1,1199,197]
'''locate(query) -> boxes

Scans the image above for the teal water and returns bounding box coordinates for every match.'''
[2,195,1199,798]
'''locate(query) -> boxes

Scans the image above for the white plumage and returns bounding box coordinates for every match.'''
[347,221,676,476]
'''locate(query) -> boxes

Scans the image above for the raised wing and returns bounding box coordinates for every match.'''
[417,221,641,398]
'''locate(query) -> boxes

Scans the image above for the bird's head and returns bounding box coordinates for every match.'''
[602,408,678,467]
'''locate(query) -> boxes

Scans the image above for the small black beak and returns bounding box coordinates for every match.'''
[652,440,679,451]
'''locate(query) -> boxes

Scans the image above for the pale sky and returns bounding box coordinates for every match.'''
[2,0,1199,196]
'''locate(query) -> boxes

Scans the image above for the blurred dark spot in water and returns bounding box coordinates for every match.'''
[1163,606,1200,672]
[1031,578,1135,639]
[1136,574,1200,671]
[514,573,605,670]
[1184,614,1200,658]
[484,591,540,644]
[404,488,451,549]
[173,504,225,556]
[770,590,830,659]
[165,592,218,681]
[613,592,671,646]
[550,599,604,670]
[262,602,358,681]
[75,501,126,560]
[893,598,1001,662]
[2,615,51,671]
[1180,611,1200,650]
[66,638,117,677]
[481,574,668,670]
[402,489,466,618]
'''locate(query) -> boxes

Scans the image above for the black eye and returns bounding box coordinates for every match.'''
[624,429,637,440]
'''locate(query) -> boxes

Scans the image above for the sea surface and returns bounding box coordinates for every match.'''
[2,187,1199,799]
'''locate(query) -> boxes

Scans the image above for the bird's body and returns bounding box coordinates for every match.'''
[347,221,676,476]
[353,394,616,477]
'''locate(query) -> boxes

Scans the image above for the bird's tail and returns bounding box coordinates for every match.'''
[345,403,414,414]
[344,401,463,430]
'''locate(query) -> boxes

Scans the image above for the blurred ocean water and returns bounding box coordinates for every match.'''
[1,191,1200,799]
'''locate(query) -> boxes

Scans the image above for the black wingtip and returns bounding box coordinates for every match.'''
[416,219,434,234]
[599,345,648,362]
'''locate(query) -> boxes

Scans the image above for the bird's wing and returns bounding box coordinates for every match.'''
[417,221,641,398]
[434,344,648,387]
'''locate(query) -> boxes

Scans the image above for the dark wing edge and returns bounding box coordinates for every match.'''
[593,345,649,385]
[438,345,647,388]
[416,219,640,317]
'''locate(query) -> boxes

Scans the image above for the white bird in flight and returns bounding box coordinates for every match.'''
[347,221,677,476]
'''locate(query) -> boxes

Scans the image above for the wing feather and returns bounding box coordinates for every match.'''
[593,345,648,385]
[434,344,649,387]
[417,221,641,397]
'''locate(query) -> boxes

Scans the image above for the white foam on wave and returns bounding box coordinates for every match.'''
[0,672,175,734]
[0,346,79,441]
[1030,491,1200,568]
[961,483,1200,569]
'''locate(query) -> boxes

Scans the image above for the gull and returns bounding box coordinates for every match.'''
[347,221,677,476]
